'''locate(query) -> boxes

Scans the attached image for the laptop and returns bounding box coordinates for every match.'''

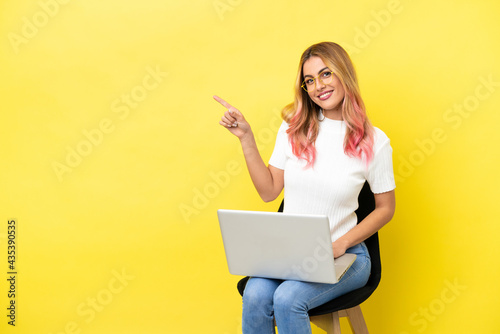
[217,209,356,284]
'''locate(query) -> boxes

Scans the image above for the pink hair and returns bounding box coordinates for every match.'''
[282,42,374,168]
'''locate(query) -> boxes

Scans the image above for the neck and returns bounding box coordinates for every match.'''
[322,108,343,120]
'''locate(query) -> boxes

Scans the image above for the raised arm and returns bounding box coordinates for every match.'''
[214,95,284,202]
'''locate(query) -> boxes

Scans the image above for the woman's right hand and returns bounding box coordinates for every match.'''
[213,95,252,140]
[213,95,284,202]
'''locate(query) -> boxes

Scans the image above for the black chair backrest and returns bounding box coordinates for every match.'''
[354,182,381,288]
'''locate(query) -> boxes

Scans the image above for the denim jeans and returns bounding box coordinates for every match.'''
[241,242,371,334]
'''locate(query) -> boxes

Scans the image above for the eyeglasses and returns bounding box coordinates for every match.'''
[301,70,334,92]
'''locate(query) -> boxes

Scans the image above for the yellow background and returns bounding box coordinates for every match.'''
[1,0,499,333]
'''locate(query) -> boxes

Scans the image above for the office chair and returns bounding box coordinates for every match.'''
[237,181,380,333]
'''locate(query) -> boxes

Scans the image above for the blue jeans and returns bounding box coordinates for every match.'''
[241,242,371,334]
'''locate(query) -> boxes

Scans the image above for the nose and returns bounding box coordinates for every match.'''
[315,78,326,91]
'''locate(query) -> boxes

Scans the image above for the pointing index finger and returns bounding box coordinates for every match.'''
[213,95,233,110]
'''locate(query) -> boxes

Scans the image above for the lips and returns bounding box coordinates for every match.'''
[318,90,333,101]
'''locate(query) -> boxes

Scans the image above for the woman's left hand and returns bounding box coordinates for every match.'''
[332,241,348,258]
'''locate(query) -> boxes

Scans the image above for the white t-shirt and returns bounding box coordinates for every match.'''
[269,116,396,241]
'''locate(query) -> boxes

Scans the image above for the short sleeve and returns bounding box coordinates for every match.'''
[366,128,396,194]
[268,121,288,170]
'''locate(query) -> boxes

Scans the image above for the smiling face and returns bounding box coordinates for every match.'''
[302,56,345,120]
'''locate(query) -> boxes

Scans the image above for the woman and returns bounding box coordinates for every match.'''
[214,42,396,334]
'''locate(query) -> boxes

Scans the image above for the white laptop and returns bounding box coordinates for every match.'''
[217,209,356,284]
